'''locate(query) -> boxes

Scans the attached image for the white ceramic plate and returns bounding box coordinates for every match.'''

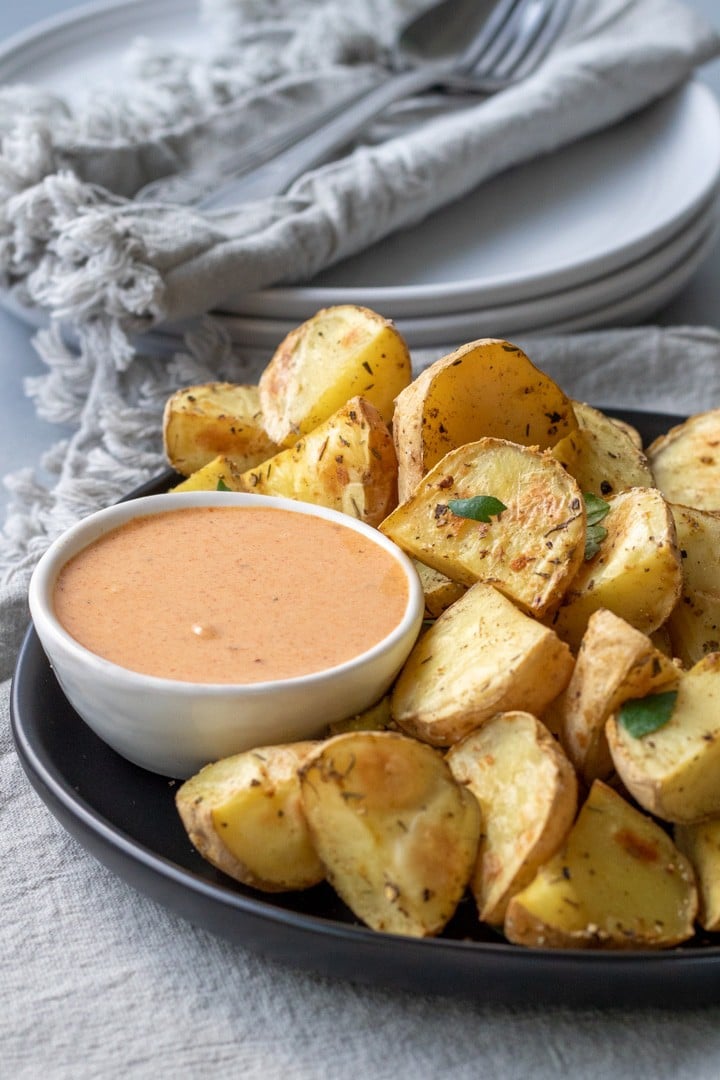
[159,201,717,349]
[230,81,720,318]
[1,0,719,335]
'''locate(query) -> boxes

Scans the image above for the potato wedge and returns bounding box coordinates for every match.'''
[504,780,697,949]
[380,437,585,618]
[647,408,720,509]
[413,560,466,619]
[327,694,394,736]
[674,818,720,931]
[607,653,720,823]
[299,731,480,937]
[163,382,278,476]
[554,609,679,785]
[258,305,411,446]
[447,712,577,925]
[391,338,578,500]
[176,742,324,892]
[549,486,682,651]
[667,504,720,667]
[391,581,574,746]
[173,396,398,527]
[551,401,654,498]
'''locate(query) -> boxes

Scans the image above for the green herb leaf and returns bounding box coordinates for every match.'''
[583,492,610,560]
[619,690,678,738]
[447,495,507,523]
[217,478,231,491]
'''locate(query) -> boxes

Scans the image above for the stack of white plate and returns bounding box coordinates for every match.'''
[214,80,720,349]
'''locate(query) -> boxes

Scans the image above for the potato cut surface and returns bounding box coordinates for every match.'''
[504,781,697,949]
[551,401,654,498]
[259,304,411,445]
[176,743,324,892]
[554,609,679,785]
[667,504,720,667]
[550,486,682,650]
[607,653,720,823]
[391,581,574,746]
[675,818,720,931]
[648,409,720,509]
[299,731,481,937]
[163,382,278,477]
[392,338,577,500]
[380,437,585,617]
[447,712,577,925]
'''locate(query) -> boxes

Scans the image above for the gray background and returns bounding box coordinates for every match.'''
[1,0,719,511]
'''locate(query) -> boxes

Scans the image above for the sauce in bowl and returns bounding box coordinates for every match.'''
[53,505,410,684]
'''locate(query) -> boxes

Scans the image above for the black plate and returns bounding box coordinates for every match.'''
[11,408,720,1009]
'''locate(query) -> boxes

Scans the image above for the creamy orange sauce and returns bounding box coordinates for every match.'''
[53,506,409,684]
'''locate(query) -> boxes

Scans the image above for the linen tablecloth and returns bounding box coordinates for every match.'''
[5,0,720,1074]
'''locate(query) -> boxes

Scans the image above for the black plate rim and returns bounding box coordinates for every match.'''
[12,406,720,1005]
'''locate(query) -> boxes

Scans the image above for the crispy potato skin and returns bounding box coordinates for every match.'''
[239,395,398,527]
[607,653,720,824]
[299,731,481,937]
[175,742,324,892]
[667,504,720,667]
[259,305,411,446]
[504,781,697,949]
[391,582,574,746]
[648,409,720,510]
[391,338,577,501]
[380,437,585,618]
[163,382,278,476]
[173,396,398,527]
[551,401,654,498]
[549,486,682,651]
[552,609,679,786]
[675,818,720,931]
[447,712,577,925]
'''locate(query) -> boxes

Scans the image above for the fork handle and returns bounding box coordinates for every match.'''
[198,63,451,210]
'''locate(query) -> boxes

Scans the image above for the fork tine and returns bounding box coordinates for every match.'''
[483,0,574,84]
[509,0,572,80]
[459,0,526,70]
[471,0,542,76]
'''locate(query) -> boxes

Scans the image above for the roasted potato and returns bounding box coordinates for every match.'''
[163,382,278,477]
[552,609,679,785]
[551,401,654,498]
[258,305,411,446]
[607,652,720,824]
[675,818,720,931]
[413,561,467,619]
[504,780,697,949]
[647,408,720,509]
[299,731,481,937]
[173,396,398,528]
[667,503,720,667]
[391,338,578,500]
[391,581,574,746]
[176,743,324,892]
[380,437,585,618]
[447,712,577,925]
[549,486,682,651]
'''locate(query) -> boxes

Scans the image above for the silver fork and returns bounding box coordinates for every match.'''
[198,0,571,211]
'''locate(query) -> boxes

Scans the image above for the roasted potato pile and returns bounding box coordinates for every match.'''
[168,305,720,950]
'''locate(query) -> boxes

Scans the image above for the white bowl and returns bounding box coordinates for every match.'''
[28,491,424,778]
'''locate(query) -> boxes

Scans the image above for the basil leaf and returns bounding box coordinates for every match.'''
[447,495,507,522]
[619,690,678,738]
[217,478,231,491]
[583,493,610,560]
